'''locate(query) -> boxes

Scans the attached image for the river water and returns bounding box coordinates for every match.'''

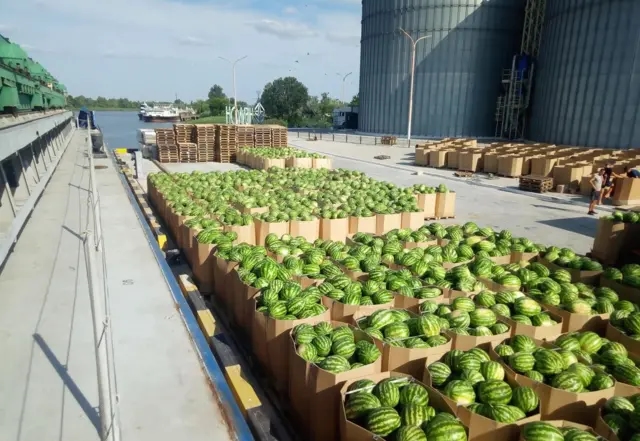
[94,110,173,149]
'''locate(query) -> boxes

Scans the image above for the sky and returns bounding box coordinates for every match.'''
[1,0,362,103]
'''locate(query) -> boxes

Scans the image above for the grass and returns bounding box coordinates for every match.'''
[190,115,227,124]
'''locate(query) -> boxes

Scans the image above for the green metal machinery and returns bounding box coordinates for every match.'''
[0,34,67,114]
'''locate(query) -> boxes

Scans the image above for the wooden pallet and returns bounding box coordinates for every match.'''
[518,174,554,193]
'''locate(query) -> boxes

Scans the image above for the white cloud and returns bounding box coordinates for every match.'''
[283,6,298,15]
[251,19,318,39]
[1,0,361,103]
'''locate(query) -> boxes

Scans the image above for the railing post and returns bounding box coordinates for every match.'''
[87,127,102,251]
[84,231,116,441]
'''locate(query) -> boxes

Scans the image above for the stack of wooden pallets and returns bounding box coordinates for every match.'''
[215,124,238,163]
[194,124,216,162]
[178,142,198,163]
[254,126,272,147]
[237,125,255,148]
[155,128,179,163]
[174,124,195,143]
[270,125,287,147]
[519,175,554,193]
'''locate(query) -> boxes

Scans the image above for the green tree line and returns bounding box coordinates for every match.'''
[68,77,359,127]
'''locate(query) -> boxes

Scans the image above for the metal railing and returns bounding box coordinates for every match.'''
[83,123,121,441]
[288,130,413,147]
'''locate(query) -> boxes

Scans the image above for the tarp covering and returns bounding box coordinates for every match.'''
[77,106,97,129]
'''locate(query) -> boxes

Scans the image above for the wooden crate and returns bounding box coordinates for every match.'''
[237,125,255,148]
[269,125,287,148]
[178,142,198,163]
[518,174,554,193]
[174,124,195,143]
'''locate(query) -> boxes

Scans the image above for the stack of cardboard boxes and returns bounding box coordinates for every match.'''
[415,141,640,203]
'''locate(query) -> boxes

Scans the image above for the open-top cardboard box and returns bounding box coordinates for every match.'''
[288,322,382,441]
[490,341,614,421]
[352,308,451,379]
[339,372,463,441]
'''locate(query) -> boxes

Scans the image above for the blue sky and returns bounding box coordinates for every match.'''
[1,0,362,103]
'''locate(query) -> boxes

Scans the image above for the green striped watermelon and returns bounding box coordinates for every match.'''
[365,406,401,436]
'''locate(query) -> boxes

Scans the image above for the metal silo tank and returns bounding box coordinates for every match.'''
[359,0,526,138]
[529,0,640,149]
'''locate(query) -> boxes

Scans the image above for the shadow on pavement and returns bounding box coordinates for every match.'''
[33,333,101,433]
[536,216,598,238]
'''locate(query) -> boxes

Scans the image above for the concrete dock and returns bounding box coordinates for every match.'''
[0,128,238,440]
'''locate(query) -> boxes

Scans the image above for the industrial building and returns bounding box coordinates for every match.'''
[357,0,640,149]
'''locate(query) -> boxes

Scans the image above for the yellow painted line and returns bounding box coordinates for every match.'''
[178,274,198,296]
[196,310,217,339]
[114,148,128,154]
[224,365,262,415]
[157,234,167,250]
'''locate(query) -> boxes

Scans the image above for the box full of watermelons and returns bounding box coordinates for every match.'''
[339,371,467,441]
[287,321,383,441]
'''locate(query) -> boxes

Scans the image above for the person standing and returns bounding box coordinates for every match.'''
[600,163,615,203]
[588,168,604,215]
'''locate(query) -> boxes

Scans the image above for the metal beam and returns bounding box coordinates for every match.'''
[0,111,72,162]
[0,128,72,267]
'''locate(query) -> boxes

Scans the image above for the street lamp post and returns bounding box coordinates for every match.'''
[398,28,431,147]
[341,72,352,104]
[219,55,248,124]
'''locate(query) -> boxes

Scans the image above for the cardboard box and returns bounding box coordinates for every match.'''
[348,215,377,235]
[417,193,437,219]
[251,297,331,394]
[541,303,609,333]
[425,362,541,441]
[312,157,332,169]
[289,218,320,242]
[339,373,461,441]
[230,269,260,333]
[458,151,483,172]
[255,219,290,247]
[224,223,256,245]
[415,148,429,166]
[591,219,629,265]
[498,156,524,177]
[285,157,313,168]
[289,322,382,441]
[193,241,216,293]
[483,152,500,173]
[376,213,402,235]
[446,151,460,169]
[401,211,424,230]
[493,342,614,421]
[262,158,286,169]
[612,177,640,205]
[352,309,451,378]
[531,421,603,441]
[320,217,349,241]
[511,251,539,263]
[499,308,564,340]
[325,296,392,322]
[429,150,450,168]
[435,191,456,218]
[537,256,602,285]
[599,276,640,303]
[445,319,512,351]
[212,256,238,310]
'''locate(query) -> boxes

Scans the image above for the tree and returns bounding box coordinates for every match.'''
[208,97,229,116]
[208,84,226,100]
[261,77,309,126]
[349,93,359,106]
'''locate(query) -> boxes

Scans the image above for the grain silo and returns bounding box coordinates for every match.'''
[358,0,526,138]
[529,0,640,149]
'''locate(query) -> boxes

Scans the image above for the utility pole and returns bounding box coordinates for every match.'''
[219,55,248,124]
[398,28,431,147]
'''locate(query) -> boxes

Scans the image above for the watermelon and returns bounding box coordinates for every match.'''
[344,392,381,419]
[476,380,513,405]
[443,380,476,405]
[395,425,428,441]
[373,379,401,407]
[428,362,452,387]
[365,406,402,437]
[521,422,564,441]
[511,386,539,413]
[399,383,430,406]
